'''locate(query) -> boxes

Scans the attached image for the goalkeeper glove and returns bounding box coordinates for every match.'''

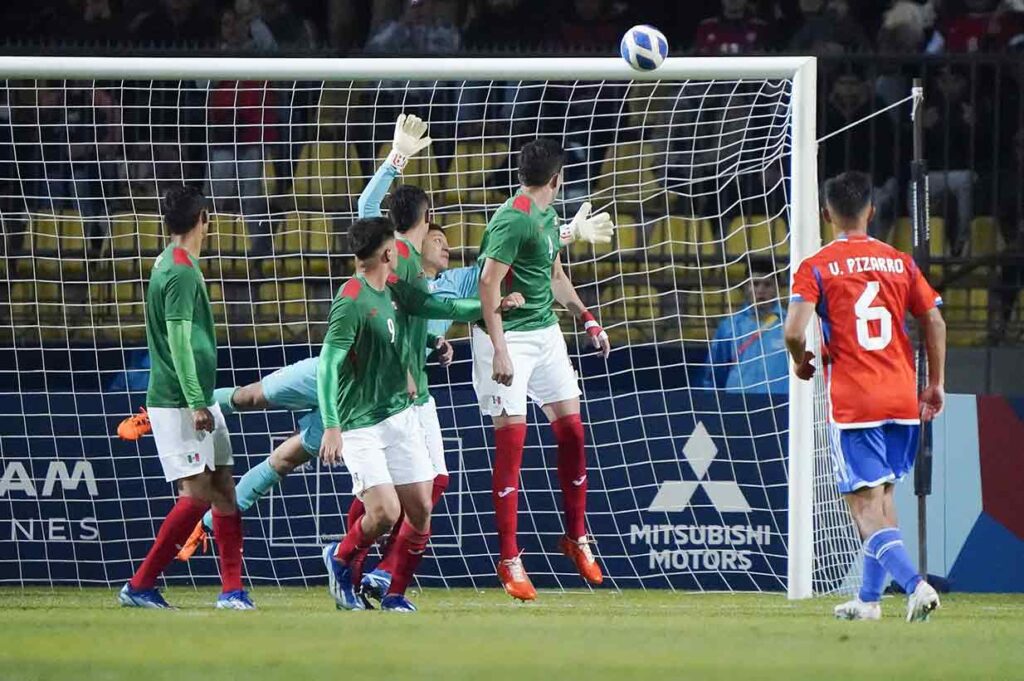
[560,202,615,245]
[386,113,432,173]
[794,351,816,381]
[581,310,610,356]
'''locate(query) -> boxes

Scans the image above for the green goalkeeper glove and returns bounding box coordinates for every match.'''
[560,201,615,245]
[387,113,432,173]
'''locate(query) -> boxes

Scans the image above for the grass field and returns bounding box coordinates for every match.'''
[1,588,1022,681]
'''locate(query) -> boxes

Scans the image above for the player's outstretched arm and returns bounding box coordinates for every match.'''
[918,307,946,421]
[783,300,816,380]
[357,113,432,218]
[316,296,359,465]
[550,252,610,358]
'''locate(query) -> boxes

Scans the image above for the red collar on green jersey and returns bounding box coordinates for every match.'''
[172,247,193,267]
[512,194,532,213]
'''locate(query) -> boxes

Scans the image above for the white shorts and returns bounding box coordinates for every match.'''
[471,323,582,417]
[414,396,447,476]
[149,403,233,482]
[344,405,436,498]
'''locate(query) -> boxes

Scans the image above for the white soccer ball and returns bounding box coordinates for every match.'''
[620,25,669,72]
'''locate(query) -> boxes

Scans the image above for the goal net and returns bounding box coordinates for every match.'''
[0,57,858,596]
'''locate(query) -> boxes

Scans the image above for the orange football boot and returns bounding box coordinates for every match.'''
[117,407,151,441]
[176,520,210,562]
[559,535,603,585]
[496,556,537,601]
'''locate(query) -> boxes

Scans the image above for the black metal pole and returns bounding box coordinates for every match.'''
[910,78,932,580]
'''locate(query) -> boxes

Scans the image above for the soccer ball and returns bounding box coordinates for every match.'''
[620,25,669,72]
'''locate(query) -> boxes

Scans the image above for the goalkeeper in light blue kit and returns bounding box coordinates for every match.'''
[173,117,496,598]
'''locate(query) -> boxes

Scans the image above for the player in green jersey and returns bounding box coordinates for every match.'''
[118,186,253,611]
[475,138,615,601]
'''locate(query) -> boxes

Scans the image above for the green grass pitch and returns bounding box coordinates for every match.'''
[1,588,1022,680]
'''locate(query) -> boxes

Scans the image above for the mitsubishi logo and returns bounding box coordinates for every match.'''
[647,422,751,513]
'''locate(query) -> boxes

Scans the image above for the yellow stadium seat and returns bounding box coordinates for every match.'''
[725,214,787,260]
[263,160,279,198]
[652,216,716,264]
[109,214,140,278]
[943,287,989,346]
[969,217,1002,257]
[280,282,308,320]
[594,141,663,207]
[269,212,335,277]
[294,142,361,213]
[444,141,510,207]
[891,217,946,259]
[136,214,165,255]
[110,281,145,323]
[24,212,88,279]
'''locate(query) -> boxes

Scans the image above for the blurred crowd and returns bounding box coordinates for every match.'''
[3,0,1024,56]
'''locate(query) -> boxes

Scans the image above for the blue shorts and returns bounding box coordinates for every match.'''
[298,409,324,456]
[830,423,919,495]
[261,357,319,411]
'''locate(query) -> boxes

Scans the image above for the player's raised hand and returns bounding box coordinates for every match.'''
[499,292,525,311]
[794,351,816,381]
[492,348,514,387]
[920,384,945,422]
[435,337,454,367]
[581,310,610,358]
[319,427,343,466]
[192,407,214,434]
[388,113,432,172]
[560,202,615,246]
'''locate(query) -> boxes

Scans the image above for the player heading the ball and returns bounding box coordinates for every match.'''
[785,171,946,622]
[475,138,614,601]
[119,186,253,611]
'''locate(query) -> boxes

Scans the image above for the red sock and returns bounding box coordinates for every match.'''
[386,521,430,596]
[493,423,527,560]
[130,495,209,591]
[379,474,448,574]
[553,413,588,540]
[347,497,365,532]
[335,514,373,564]
[212,508,244,593]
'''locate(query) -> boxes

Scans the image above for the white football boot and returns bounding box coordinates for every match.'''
[834,598,882,621]
[906,580,940,622]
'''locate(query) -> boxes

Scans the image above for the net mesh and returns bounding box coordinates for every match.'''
[0,72,856,593]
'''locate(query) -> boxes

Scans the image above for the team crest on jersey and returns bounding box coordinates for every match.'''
[368,308,378,318]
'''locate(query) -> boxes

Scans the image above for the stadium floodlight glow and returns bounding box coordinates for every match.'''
[0,56,856,599]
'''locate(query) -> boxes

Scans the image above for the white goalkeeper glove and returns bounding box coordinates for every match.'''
[559,202,615,246]
[386,113,432,173]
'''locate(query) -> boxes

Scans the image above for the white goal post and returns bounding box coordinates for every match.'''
[0,55,852,598]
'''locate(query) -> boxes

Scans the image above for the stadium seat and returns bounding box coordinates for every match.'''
[110,281,145,324]
[891,217,946,260]
[652,216,716,265]
[23,212,88,279]
[270,212,335,277]
[594,141,664,208]
[294,142,362,213]
[443,141,510,207]
[969,217,1003,257]
[108,214,140,278]
[725,214,787,260]
[942,287,990,346]
[208,213,250,279]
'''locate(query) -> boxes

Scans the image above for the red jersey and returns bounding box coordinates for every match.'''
[940,12,1021,52]
[791,234,941,428]
[694,17,768,55]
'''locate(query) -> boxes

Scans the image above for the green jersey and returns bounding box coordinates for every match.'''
[389,237,484,406]
[478,191,560,332]
[318,275,411,431]
[145,245,217,409]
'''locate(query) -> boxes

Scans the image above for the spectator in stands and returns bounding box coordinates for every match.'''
[365,0,462,53]
[208,15,278,253]
[822,72,900,238]
[922,65,984,254]
[130,0,217,45]
[789,0,871,54]
[993,126,1024,342]
[65,83,124,232]
[876,0,940,52]
[704,260,789,395]
[936,0,1024,52]
[259,0,317,49]
[694,0,770,55]
[233,0,277,51]
[557,0,623,51]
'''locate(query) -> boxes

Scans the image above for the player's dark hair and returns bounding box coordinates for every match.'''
[824,171,874,220]
[518,138,565,187]
[162,185,208,235]
[389,184,429,233]
[427,222,445,234]
[748,258,777,279]
[349,216,395,260]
